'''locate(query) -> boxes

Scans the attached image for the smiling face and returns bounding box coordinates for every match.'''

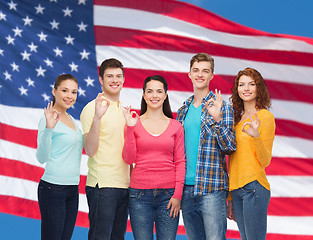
[99,67,124,99]
[52,79,78,110]
[188,61,214,90]
[237,75,257,104]
[143,80,167,110]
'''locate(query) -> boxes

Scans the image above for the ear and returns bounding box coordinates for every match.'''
[188,71,192,80]
[52,88,56,97]
[99,76,103,86]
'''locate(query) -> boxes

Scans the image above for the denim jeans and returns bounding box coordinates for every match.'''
[85,185,129,240]
[129,188,179,240]
[37,179,79,240]
[231,180,271,240]
[181,185,227,240]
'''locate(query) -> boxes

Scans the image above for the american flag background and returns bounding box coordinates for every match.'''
[1,0,313,239]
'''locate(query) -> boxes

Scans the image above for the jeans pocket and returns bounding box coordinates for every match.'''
[242,180,257,193]
[129,188,144,199]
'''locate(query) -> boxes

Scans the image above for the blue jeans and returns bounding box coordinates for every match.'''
[85,185,129,240]
[231,180,270,240]
[181,185,227,240]
[129,188,179,240]
[37,179,79,240]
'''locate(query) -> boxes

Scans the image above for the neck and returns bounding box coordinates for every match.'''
[102,91,120,103]
[193,87,209,106]
[142,107,166,119]
[243,101,257,114]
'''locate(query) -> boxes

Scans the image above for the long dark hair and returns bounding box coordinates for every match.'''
[140,75,173,119]
[52,74,78,105]
[230,67,271,124]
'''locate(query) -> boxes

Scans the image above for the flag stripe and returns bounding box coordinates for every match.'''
[95,46,313,86]
[94,2,313,52]
[122,68,313,105]
[268,157,313,176]
[95,26,313,68]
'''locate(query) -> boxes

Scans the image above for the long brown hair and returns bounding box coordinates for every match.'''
[230,67,271,124]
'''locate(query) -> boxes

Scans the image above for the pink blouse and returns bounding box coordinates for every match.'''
[122,118,186,199]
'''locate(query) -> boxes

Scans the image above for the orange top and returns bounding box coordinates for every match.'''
[229,109,275,197]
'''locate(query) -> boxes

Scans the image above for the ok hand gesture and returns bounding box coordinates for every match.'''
[94,92,110,120]
[205,89,223,123]
[123,106,139,126]
[44,101,59,129]
[242,112,260,138]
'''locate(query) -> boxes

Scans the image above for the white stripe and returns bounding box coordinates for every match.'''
[94,5,313,53]
[95,45,313,86]
[0,175,88,213]
[3,90,309,128]
[1,139,313,198]
[269,176,313,197]
[121,89,313,127]
[1,176,312,235]
[0,139,89,176]
[227,216,313,235]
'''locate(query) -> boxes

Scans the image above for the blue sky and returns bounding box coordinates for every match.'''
[179,0,313,39]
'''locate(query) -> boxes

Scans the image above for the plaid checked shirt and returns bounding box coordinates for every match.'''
[176,91,236,196]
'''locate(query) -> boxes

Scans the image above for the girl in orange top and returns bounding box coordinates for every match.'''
[228,68,275,240]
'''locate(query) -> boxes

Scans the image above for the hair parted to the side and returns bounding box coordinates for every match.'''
[140,75,173,119]
[99,58,124,78]
[230,67,271,124]
[52,74,78,105]
[190,52,214,73]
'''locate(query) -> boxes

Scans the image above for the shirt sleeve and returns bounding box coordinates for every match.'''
[80,101,95,134]
[213,102,237,154]
[253,111,276,168]
[36,117,53,164]
[172,122,186,200]
[122,125,137,165]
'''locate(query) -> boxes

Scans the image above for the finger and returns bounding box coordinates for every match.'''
[205,99,214,107]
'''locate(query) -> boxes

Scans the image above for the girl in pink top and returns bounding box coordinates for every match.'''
[122,75,186,240]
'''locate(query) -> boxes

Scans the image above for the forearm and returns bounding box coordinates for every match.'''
[122,125,136,164]
[254,136,274,168]
[83,117,101,157]
[214,121,236,153]
[36,128,53,164]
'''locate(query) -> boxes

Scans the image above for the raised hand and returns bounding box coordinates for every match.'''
[94,92,110,120]
[205,89,223,122]
[242,112,260,138]
[44,101,59,129]
[123,106,139,126]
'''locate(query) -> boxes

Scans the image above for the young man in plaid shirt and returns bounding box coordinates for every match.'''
[177,53,236,240]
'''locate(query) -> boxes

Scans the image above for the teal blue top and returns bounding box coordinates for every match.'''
[184,101,201,185]
[36,115,83,185]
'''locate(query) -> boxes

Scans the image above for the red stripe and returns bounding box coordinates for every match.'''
[122,68,313,105]
[95,26,313,67]
[269,197,313,217]
[93,0,275,37]
[0,196,89,227]
[0,158,87,194]
[2,157,313,217]
[267,157,313,176]
[275,119,313,141]
[94,0,313,47]
[0,122,37,148]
